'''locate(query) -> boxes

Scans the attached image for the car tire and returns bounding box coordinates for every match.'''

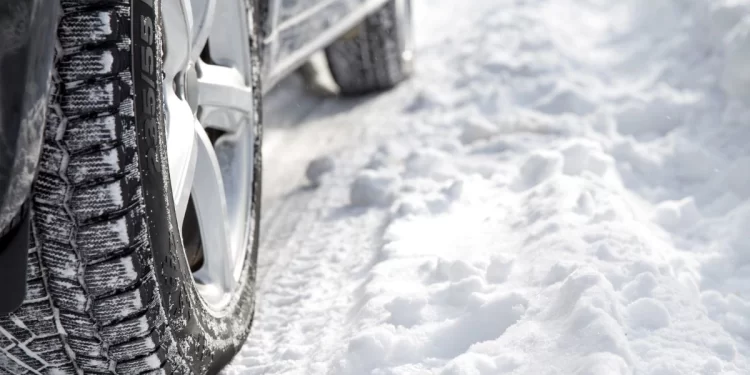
[325,0,414,96]
[0,1,262,374]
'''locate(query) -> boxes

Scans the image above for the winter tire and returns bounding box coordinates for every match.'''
[325,0,415,96]
[0,0,262,374]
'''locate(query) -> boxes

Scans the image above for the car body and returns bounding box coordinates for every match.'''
[0,0,59,314]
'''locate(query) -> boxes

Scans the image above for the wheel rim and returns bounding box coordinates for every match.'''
[162,0,256,311]
[396,0,414,67]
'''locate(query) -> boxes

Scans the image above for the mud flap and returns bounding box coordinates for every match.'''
[0,205,29,315]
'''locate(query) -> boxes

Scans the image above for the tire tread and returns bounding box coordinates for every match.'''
[0,2,172,374]
[325,0,409,95]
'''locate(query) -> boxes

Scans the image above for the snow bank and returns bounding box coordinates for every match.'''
[329,0,750,372]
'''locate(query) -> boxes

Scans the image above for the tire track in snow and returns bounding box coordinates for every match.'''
[230,143,390,375]
[225,56,418,374]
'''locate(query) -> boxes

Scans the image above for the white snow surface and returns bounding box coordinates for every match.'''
[225,0,750,373]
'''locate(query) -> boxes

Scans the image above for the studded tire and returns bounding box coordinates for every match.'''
[0,1,262,374]
[324,0,413,96]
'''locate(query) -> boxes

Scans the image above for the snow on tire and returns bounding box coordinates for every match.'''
[0,1,260,374]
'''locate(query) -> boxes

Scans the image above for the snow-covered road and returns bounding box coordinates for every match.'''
[225,0,750,373]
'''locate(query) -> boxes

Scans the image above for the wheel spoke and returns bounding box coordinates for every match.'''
[191,125,234,292]
[189,0,216,62]
[197,62,254,130]
[204,0,253,79]
[165,93,198,227]
[162,0,193,81]
[163,0,199,225]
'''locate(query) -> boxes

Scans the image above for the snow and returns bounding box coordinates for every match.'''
[100,50,115,73]
[350,169,400,208]
[225,0,750,373]
[305,155,335,186]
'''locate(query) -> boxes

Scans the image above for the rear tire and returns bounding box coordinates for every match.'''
[325,0,414,96]
[0,1,262,374]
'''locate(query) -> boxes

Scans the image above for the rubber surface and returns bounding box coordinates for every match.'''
[325,0,411,96]
[0,203,30,315]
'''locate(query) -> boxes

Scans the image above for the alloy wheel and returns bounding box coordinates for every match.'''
[162,0,257,311]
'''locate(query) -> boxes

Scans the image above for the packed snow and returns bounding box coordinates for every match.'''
[225,0,750,373]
